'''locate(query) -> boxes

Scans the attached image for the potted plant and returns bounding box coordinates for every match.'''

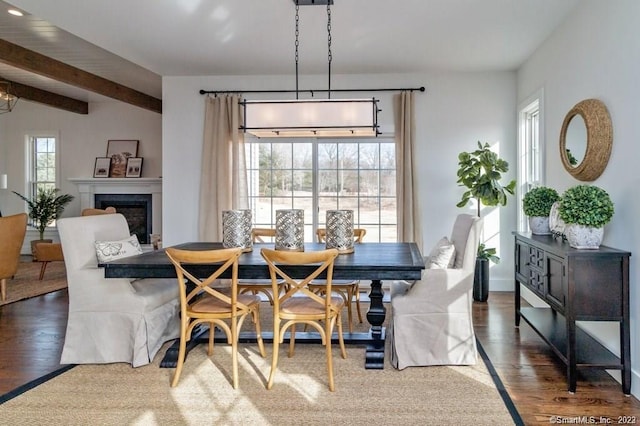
[457,141,516,302]
[558,184,613,249]
[522,186,560,235]
[13,187,74,259]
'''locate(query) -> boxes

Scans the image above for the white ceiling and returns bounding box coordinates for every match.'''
[1,0,580,103]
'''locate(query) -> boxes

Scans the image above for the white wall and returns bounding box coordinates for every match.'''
[0,99,162,245]
[162,71,517,289]
[517,0,640,396]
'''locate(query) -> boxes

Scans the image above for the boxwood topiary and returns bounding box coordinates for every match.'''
[522,186,560,217]
[558,184,614,228]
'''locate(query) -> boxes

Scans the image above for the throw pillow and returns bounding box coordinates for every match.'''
[425,236,456,269]
[95,235,143,263]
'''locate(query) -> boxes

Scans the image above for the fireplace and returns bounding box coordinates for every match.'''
[95,194,152,244]
[68,178,163,245]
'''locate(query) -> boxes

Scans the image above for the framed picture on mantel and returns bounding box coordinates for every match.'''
[93,157,111,178]
[106,139,139,178]
[125,158,143,178]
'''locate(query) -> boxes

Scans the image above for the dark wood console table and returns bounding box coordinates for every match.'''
[513,232,631,394]
[102,241,424,370]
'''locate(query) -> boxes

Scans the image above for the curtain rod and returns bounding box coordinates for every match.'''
[199,86,425,95]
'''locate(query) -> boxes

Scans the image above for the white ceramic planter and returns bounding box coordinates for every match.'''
[528,216,551,235]
[564,224,603,249]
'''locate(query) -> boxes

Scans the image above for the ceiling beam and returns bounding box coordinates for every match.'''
[0,38,161,114]
[1,76,88,114]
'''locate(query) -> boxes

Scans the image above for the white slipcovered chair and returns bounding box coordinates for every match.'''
[389,214,482,369]
[57,213,180,367]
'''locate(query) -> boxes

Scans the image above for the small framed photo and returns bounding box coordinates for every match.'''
[93,157,111,178]
[125,157,143,178]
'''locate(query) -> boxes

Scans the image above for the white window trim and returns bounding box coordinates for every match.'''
[517,88,545,232]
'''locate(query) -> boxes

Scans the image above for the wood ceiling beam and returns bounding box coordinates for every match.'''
[0,38,161,114]
[1,76,88,114]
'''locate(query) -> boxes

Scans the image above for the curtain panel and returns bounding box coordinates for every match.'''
[394,91,423,252]
[198,95,249,241]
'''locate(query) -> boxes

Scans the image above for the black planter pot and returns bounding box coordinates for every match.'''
[473,258,490,302]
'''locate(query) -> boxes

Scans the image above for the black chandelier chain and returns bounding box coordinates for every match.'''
[295,1,300,99]
[327,3,332,99]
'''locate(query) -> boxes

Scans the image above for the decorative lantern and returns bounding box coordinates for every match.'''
[275,209,304,251]
[222,209,253,252]
[325,210,354,254]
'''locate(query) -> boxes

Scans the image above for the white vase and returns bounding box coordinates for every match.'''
[564,224,603,249]
[528,216,551,235]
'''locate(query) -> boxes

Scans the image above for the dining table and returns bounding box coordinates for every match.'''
[101,241,424,369]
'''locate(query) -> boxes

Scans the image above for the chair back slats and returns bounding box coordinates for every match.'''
[261,249,339,307]
[316,228,366,244]
[165,247,245,313]
[251,228,276,243]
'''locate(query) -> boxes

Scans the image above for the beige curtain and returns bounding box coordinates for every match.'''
[198,95,248,241]
[394,91,423,251]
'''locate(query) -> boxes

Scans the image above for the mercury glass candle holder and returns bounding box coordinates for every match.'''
[326,209,354,254]
[275,209,304,251]
[222,209,253,252]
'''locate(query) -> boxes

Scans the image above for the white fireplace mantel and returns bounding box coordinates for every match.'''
[68,177,162,235]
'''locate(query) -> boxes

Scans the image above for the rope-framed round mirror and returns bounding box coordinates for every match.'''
[559,98,612,181]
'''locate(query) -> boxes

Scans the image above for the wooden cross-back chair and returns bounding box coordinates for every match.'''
[261,248,346,392]
[310,228,367,332]
[165,247,266,388]
[237,228,282,304]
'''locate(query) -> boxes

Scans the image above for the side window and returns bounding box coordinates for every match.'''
[29,134,58,198]
[517,91,544,232]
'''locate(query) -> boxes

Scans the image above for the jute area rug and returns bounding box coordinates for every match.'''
[0,260,67,306]
[0,307,517,425]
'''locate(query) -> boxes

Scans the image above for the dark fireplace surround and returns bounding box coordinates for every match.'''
[94,194,152,244]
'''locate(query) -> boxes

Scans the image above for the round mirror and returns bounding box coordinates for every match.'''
[559,99,612,181]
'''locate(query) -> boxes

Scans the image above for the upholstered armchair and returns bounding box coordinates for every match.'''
[0,213,28,301]
[389,214,482,369]
[57,213,180,367]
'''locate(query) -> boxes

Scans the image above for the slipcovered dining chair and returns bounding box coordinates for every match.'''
[237,228,282,304]
[389,214,482,369]
[57,213,180,367]
[309,228,366,332]
[165,247,266,388]
[0,213,28,301]
[261,248,346,392]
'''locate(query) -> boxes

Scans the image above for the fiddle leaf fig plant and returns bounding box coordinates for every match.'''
[456,141,516,216]
[13,187,74,240]
[457,141,516,265]
[522,186,561,217]
[558,184,614,228]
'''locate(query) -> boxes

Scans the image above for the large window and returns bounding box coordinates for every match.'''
[517,90,544,232]
[29,134,58,198]
[245,137,397,242]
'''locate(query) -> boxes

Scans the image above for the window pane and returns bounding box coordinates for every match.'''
[292,143,312,168]
[272,143,292,169]
[359,170,379,194]
[380,143,395,169]
[318,143,338,168]
[359,143,379,169]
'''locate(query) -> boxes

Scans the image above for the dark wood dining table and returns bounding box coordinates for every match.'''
[101,241,424,369]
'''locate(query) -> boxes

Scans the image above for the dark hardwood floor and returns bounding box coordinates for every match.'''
[1,290,639,424]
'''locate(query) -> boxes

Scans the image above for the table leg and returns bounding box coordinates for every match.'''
[365,279,386,369]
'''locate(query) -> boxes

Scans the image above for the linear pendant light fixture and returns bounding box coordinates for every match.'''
[240,0,380,138]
